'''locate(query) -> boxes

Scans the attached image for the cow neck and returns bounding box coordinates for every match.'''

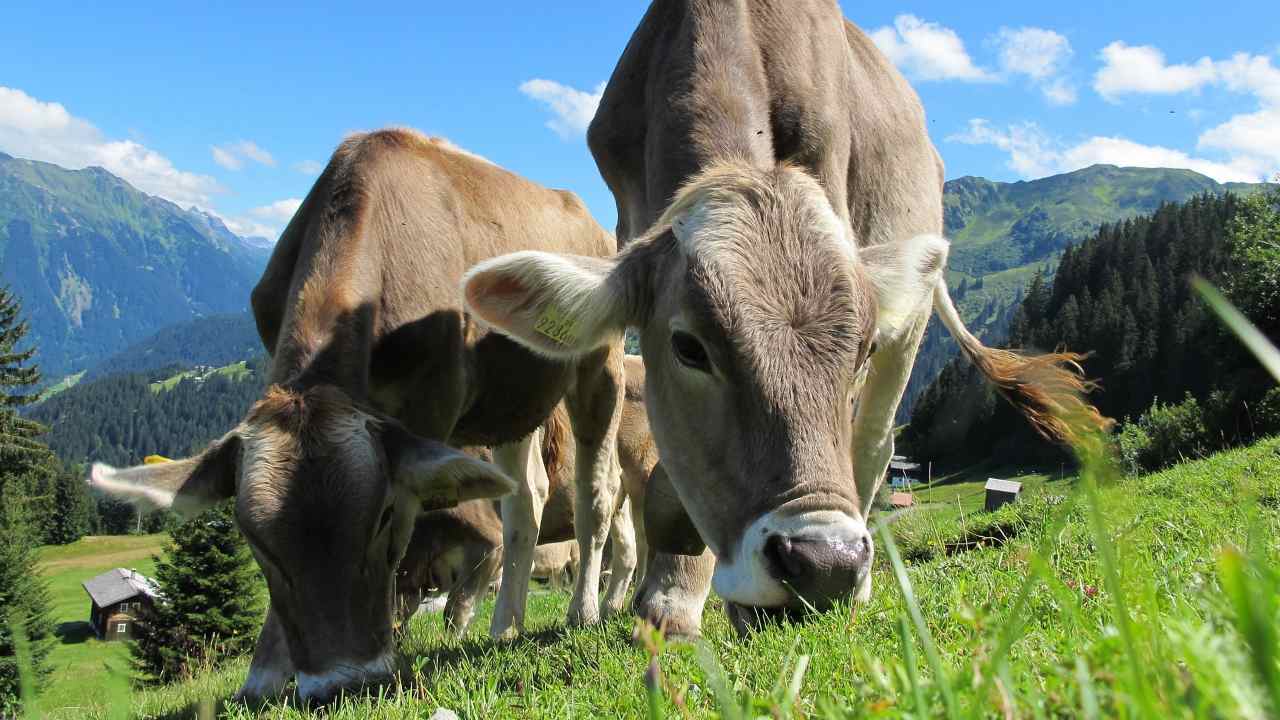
[268,323,372,404]
[677,0,775,171]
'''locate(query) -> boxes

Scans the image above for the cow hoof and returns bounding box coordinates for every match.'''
[566,607,601,628]
[633,596,702,640]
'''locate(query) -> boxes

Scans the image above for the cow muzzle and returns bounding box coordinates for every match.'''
[294,652,397,704]
[712,510,871,612]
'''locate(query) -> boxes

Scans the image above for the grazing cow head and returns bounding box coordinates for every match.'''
[464,163,946,615]
[89,384,514,701]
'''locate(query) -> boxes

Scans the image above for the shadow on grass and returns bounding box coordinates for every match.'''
[55,621,96,645]
[146,624,581,719]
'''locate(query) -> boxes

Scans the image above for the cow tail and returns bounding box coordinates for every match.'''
[931,281,1111,445]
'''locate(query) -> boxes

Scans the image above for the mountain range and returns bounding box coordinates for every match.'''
[0,152,1268,417]
[899,164,1269,419]
[0,151,269,380]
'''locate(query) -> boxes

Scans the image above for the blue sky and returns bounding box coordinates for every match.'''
[2,1,1277,239]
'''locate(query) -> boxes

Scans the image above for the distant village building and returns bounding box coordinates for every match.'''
[890,492,915,509]
[887,455,922,489]
[83,568,160,641]
[984,478,1022,512]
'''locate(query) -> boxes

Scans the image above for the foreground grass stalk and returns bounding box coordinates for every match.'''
[876,520,960,719]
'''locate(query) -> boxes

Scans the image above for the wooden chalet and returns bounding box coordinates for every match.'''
[83,568,160,641]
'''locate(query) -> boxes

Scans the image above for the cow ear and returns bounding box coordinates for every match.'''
[860,234,949,342]
[463,245,646,358]
[383,425,516,511]
[644,463,707,556]
[88,433,241,518]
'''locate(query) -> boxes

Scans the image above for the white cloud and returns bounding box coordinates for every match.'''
[211,145,241,171]
[949,118,1264,183]
[994,27,1071,80]
[1094,43,1218,100]
[1091,44,1280,179]
[1042,77,1078,106]
[210,139,276,171]
[249,198,303,222]
[870,15,995,82]
[0,86,223,207]
[1198,107,1280,170]
[949,119,1060,177]
[992,27,1077,105]
[218,214,277,239]
[292,159,324,175]
[519,79,605,140]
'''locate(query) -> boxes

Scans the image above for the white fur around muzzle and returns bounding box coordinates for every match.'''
[711,510,867,607]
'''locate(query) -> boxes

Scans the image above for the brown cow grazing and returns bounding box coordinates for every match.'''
[87,129,626,701]
[464,1,1104,638]
[396,356,658,636]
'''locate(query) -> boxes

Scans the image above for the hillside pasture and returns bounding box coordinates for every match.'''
[114,438,1280,719]
[36,534,166,720]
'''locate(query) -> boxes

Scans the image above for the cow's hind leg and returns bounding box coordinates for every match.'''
[564,342,625,627]
[851,309,930,602]
[632,549,715,640]
[489,427,549,640]
[602,493,638,616]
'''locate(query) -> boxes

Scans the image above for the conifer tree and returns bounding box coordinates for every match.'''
[0,482,55,709]
[132,502,263,684]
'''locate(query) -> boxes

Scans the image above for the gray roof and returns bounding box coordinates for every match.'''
[82,568,159,608]
[889,460,921,472]
[985,478,1023,494]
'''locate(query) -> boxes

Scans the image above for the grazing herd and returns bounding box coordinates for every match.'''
[86,0,1103,704]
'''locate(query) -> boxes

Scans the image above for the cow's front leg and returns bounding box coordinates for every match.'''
[489,427,549,640]
[446,543,502,638]
[234,609,293,702]
[564,342,625,627]
[602,493,638,616]
[632,549,715,639]
[851,310,930,603]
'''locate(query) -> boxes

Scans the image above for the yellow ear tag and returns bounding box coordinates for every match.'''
[144,455,173,465]
[533,304,581,346]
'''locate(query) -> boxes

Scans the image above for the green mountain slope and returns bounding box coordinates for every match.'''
[901,164,1270,420]
[0,152,268,379]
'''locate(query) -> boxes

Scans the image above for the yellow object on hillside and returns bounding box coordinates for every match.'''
[143,455,172,465]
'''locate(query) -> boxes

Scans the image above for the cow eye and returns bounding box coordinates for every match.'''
[671,331,711,372]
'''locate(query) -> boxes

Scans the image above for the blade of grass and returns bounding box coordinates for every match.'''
[1191,275,1280,382]
[1079,461,1158,718]
[694,641,743,720]
[1075,657,1100,720]
[896,615,927,718]
[876,519,960,719]
[1217,546,1280,715]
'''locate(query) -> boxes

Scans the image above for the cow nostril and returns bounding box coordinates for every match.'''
[764,533,805,582]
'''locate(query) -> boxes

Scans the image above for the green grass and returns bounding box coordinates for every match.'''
[35,534,166,720]
[39,371,87,403]
[149,362,250,394]
[111,437,1280,719]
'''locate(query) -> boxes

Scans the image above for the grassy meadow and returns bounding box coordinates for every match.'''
[35,534,166,719]
[73,436,1275,719]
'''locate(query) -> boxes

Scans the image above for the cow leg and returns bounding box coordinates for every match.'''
[632,549,715,639]
[851,309,930,602]
[234,609,293,701]
[602,493,638,617]
[564,342,625,627]
[489,427,549,640]
[445,542,502,639]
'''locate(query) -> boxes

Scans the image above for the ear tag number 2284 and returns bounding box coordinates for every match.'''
[534,304,581,347]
